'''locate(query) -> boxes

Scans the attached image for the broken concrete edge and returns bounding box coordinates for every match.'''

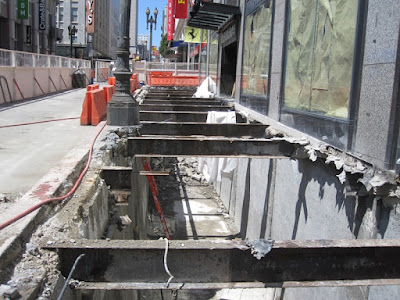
[234,103,400,199]
[0,123,105,280]
[0,156,89,271]
[6,127,144,299]
[135,86,148,104]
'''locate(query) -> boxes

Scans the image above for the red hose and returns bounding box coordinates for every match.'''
[0,121,107,230]
[0,117,80,129]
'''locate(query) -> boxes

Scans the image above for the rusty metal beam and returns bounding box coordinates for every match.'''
[100,167,169,189]
[45,239,400,286]
[139,122,269,138]
[75,279,400,291]
[146,91,196,95]
[140,104,231,112]
[128,136,296,157]
[76,282,272,291]
[144,96,198,100]
[140,111,209,122]
[143,100,220,106]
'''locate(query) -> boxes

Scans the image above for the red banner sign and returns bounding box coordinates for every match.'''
[167,0,175,41]
[175,0,187,19]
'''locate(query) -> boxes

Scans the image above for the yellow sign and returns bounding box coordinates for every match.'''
[184,26,201,43]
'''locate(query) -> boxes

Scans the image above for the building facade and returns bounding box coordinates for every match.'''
[0,0,59,54]
[56,0,120,59]
[162,5,168,36]
[137,33,149,60]
[129,0,138,59]
[171,0,400,298]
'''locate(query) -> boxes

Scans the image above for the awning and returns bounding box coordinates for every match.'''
[171,40,184,47]
[187,0,241,32]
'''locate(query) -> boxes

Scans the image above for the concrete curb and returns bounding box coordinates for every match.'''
[0,123,103,271]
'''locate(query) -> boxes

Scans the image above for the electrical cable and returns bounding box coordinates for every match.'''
[0,117,80,129]
[57,254,85,300]
[0,121,107,230]
[164,237,174,287]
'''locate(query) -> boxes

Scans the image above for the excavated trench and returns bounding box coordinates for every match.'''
[4,87,262,300]
[102,156,238,241]
[4,87,400,299]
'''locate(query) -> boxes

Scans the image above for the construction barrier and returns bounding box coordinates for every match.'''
[131,73,141,90]
[103,85,115,103]
[80,75,141,125]
[87,83,100,91]
[90,89,107,125]
[80,93,92,125]
[148,73,199,87]
[108,77,116,85]
[80,88,107,126]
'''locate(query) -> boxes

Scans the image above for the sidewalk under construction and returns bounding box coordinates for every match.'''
[0,85,400,299]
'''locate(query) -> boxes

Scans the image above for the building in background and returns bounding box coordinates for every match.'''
[55,0,86,58]
[137,33,149,60]
[162,5,168,36]
[56,0,121,59]
[0,0,59,54]
[129,0,138,59]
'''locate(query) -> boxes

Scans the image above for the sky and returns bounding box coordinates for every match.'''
[138,0,168,49]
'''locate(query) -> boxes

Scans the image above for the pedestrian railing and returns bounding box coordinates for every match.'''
[0,48,90,69]
[0,48,91,102]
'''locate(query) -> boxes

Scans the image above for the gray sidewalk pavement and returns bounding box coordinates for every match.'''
[0,87,108,270]
[0,88,98,199]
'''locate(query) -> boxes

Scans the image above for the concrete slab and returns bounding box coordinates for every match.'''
[0,88,98,198]
[0,87,104,273]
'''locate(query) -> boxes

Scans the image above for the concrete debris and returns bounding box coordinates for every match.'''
[119,215,132,226]
[26,243,40,256]
[104,132,120,150]
[0,284,20,299]
[285,137,399,196]
[337,170,347,184]
[246,239,274,260]
[307,147,318,162]
[265,128,284,138]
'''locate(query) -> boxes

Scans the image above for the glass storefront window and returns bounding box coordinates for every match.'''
[241,2,272,97]
[209,32,219,83]
[283,0,359,119]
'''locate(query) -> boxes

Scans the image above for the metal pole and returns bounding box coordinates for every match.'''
[107,0,140,126]
[149,23,153,62]
[187,43,190,70]
[70,33,73,58]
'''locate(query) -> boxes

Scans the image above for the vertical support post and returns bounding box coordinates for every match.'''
[187,43,190,70]
[11,51,16,67]
[198,30,203,86]
[107,0,140,126]
[149,23,153,62]
[206,30,211,78]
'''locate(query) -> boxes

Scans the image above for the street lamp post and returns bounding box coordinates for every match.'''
[107,0,140,126]
[67,25,77,58]
[146,7,158,62]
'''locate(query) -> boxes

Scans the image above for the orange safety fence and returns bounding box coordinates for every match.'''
[148,74,199,87]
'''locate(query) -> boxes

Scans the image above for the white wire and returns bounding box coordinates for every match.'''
[163,238,174,287]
